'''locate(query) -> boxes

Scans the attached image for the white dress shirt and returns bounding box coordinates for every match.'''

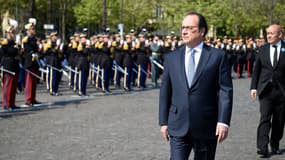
[270,40,281,66]
[185,42,203,76]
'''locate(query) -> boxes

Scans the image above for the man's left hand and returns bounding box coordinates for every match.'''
[216,124,228,143]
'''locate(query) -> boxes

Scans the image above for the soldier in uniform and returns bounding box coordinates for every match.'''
[66,36,75,89]
[1,26,20,110]
[131,33,138,87]
[95,34,104,90]
[164,35,173,53]
[235,39,246,78]
[150,35,162,88]
[225,38,235,77]
[89,35,98,85]
[73,33,81,92]
[45,31,62,96]
[22,23,41,106]
[77,33,90,96]
[100,34,112,93]
[122,34,134,91]
[245,37,256,77]
[135,34,149,88]
[112,34,123,88]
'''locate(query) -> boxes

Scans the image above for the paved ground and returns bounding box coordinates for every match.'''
[0,77,284,160]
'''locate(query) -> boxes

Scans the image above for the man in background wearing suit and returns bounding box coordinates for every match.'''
[250,24,285,158]
[159,12,233,160]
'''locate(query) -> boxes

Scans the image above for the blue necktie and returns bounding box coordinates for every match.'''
[188,49,196,87]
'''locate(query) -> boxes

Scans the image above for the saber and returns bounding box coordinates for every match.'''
[19,64,43,81]
[0,67,16,75]
[133,63,151,75]
[152,59,164,70]
[90,65,101,72]
[47,64,69,78]
[113,64,128,75]
[132,68,138,74]
[32,53,48,73]
[47,64,62,72]
[63,65,79,74]
[89,65,102,79]
[39,67,49,74]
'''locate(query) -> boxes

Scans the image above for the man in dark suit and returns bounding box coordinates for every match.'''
[159,12,233,160]
[250,24,285,157]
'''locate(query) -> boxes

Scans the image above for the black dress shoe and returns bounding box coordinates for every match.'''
[272,148,282,155]
[22,103,32,107]
[32,101,42,105]
[10,106,21,110]
[257,150,269,158]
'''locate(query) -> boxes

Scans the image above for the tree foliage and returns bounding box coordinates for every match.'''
[0,0,284,39]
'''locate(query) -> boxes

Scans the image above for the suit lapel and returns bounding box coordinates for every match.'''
[179,46,189,90]
[264,45,273,69]
[274,41,285,70]
[190,44,211,88]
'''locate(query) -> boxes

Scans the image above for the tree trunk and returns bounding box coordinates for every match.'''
[103,0,107,31]
[28,0,36,18]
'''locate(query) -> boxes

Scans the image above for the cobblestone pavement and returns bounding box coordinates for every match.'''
[0,78,284,160]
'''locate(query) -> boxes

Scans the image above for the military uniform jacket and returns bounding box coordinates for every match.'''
[0,38,19,73]
[114,41,123,66]
[77,43,89,70]
[100,42,112,68]
[23,35,39,69]
[136,41,148,65]
[46,42,62,68]
[235,45,246,64]
[123,42,133,67]
[89,45,98,64]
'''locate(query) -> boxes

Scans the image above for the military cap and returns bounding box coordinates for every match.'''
[80,33,87,38]
[166,35,171,39]
[102,34,109,38]
[5,26,15,33]
[25,23,34,30]
[138,34,145,38]
[74,32,80,37]
[125,34,131,38]
[105,27,110,32]
[50,31,57,36]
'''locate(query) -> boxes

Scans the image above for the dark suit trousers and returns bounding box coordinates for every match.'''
[258,83,285,151]
[170,133,217,160]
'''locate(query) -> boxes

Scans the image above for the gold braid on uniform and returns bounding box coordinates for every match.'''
[1,38,8,45]
[123,43,129,50]
[164,42,170,48]
[77,43,83,52]
[136,42,140,49]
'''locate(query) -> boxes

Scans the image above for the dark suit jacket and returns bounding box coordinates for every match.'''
[159,44,233,139]
[250,40,285,97]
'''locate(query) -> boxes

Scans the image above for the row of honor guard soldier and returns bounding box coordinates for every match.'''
[44,31,63,96]
[0,26,20,110]
[22,23,42,106]
[213,37,257,78]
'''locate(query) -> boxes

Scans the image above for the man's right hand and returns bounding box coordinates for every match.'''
[160,125,169,141]
[250,89,257,101]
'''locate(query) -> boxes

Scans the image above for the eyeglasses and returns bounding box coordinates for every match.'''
[181,26,199,31]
